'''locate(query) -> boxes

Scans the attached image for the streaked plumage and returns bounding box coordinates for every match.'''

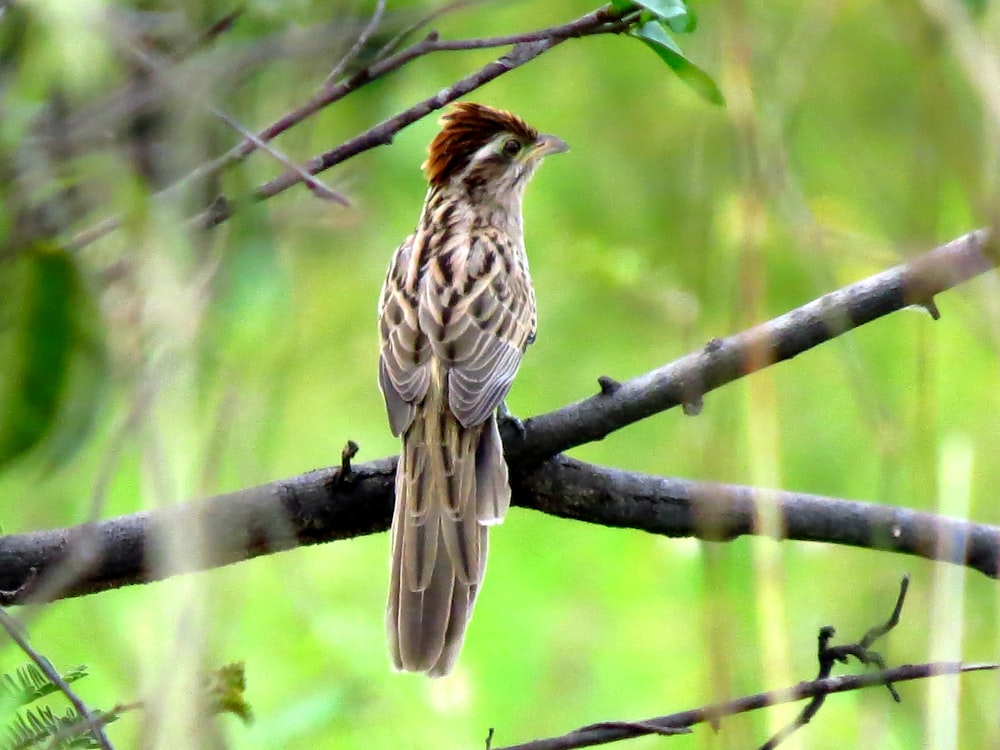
[377,103,567,676]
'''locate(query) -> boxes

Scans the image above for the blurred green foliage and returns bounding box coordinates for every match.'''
[1,0,1000,748]
[0,241,106,471]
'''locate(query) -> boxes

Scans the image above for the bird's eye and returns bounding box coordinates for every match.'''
[501,138,522,157]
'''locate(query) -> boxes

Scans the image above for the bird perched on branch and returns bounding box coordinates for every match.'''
[377,102,568,676]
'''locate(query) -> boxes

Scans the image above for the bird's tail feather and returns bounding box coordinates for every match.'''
[388,396,510,676]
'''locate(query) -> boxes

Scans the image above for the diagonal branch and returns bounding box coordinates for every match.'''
[116,31,350,207]
[490,661,999,750]
[1,228,998,603]
[70,3,636,248]
[508,228,998,466]
[181,4,633,194]
[192,6,636,227]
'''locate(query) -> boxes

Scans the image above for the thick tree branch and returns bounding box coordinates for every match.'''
[1,229,998,602]
[508,228,998,466]
[6,452,1000,603]
[520,456,1000,577]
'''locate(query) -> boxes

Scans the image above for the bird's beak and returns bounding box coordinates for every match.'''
[531,133,570,158]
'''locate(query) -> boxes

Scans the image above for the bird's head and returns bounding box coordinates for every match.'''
[422,102,568,203]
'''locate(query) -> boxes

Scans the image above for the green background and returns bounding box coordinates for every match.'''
[1,0,999,747]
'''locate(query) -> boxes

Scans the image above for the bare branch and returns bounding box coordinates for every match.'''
[240,8,634,207]
[490,662,999,750]
[757,576,909,750]
[325,0,386,85]
[373,0,491,61]
[116,29,350,206]
[508,228,998,467]
[71,3,635,245]
[5,450,1000,603]
[1,230,998,601]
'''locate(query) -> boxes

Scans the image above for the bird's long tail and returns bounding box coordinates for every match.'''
[387,387,510,676]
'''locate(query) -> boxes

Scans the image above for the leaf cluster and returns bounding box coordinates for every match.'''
[0,664,109,750]
[614,0,724,104]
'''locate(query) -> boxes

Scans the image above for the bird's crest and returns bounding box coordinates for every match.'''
[422,102,538,188]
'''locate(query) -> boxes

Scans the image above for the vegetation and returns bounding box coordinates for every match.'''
[0,0,998,747]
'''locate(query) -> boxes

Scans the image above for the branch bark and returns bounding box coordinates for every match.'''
[507,228,997,466]
[0,229,997,603]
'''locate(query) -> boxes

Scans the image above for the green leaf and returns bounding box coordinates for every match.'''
[634,0,689,23]
[611,0,695,30]
[0,663,89,709]
[0,244,105,469]
[631,21,725,105]
[668,5,697,33]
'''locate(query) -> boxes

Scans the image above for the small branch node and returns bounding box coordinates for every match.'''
[704,337,724,353]
[597,375,621,396]
[337,440,360,483]
[682,395,704,416]
[498,401,527,439]
[0,567,38,606]
[485,727,494,750]
[917,298,941,320]
[200,195,231,229]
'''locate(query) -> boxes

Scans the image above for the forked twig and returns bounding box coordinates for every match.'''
[758,575,910,749]
[488,575,991,750]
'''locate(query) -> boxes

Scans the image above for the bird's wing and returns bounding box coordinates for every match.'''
[418,229,536,428]
[378,234,431,437]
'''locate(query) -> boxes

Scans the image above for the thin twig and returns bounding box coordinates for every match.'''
[325,0,386,85]
[65,215,120,252]
[71,3,635,247]
[373,0,489,60]
[212,3,628,177]
[491,662,998,750]
[175,8,245,57]
[859,574,909,648]
[0,608,115,750]
[210,106,349,205]
[240,8,635,207]
[43,701,143,750]
[581,721,691,736]
[118,33,349,206]
[758,575,910,750]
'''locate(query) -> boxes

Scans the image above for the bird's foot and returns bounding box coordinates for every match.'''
[497,401,526,438]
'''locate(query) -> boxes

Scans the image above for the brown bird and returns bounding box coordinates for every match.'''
[377,102,568,676]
